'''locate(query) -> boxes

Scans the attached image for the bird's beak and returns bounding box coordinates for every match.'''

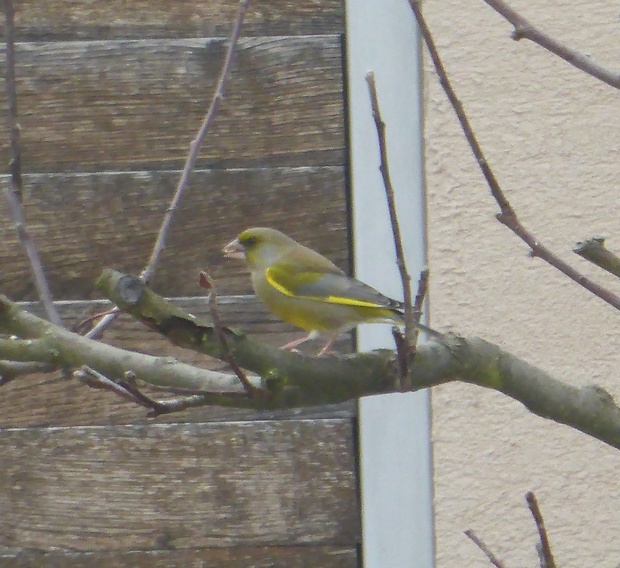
[222,237,245,260]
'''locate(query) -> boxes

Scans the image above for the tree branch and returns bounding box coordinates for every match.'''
[1,272,618,447]
[86,0,250,340]
[464,530,506,568]
[36,270,620,446]
[3,0,62,327]
[200,271,264,399]
[526,492,557,568]
[140,0,250,285]
[481,0,620,90]
[408,0,620,312]
[0,360,56,385]
[574,237,620,279]
[365,72,414,345]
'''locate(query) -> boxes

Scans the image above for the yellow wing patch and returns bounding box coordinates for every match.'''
[265,267,384,309]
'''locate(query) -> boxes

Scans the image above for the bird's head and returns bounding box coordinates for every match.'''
[223,227,297,270]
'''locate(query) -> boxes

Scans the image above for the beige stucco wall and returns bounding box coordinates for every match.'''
[423,1,620,566]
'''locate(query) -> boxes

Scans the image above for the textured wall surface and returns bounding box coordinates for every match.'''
[423,1,620,566]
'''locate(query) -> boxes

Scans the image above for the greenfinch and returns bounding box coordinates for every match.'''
[223,227,434,354]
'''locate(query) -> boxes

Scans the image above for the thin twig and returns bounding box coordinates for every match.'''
[526,492,557,568]
[408,0,620,313]
[3,0,63,327]
[200,271,265,399]
[412,268,430,326]
[74,307,120,335]
[76,367,181,415]
[87,0,250,340]
[75,365,246,415]
[464,530,506,568]
[365,72,414,344]
[140,0,250,284]
[574,237,620,279]
[74,366,147,406]
[408,268,430,352]
[392,269,431,387]
[117,372,170,415]
[4,0,22,203]
[366,71,418,390]
[365,72,413,320]
[390,326,408,390]
[482,0,620,90]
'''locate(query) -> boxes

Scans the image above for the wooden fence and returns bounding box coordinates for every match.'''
[0,1,361,565]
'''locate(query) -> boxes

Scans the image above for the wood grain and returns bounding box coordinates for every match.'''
[13,0,344,40]
[0,297,355,428]
[0,166,348,300]
[0,546,358,568]
[0,37,344,173]
[0,420,359,551]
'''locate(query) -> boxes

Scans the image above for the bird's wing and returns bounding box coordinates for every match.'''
[265,264,403,310]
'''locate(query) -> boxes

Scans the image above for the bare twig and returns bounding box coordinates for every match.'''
[199,271,265,399]
[408,268,430,348]
[140,0,250,284]
[392,269,432,387]
[75,366,226,416]
[139,393,243,415]
[366,71,421,390]
[526,492,557,568]
[3,0,62,327]
[87,0,250,340]
[75,365,248,416]
[574,237,620,279]
[408,0,620,313]
[74,366,148,405]
[74,307,120,335]
[464,529,506,568]
[412,268,430,325]
[482,0,620,90]
[4,0,22,203]
[117,373,171,415]
[365,72,415,345]
[390,326,408,390]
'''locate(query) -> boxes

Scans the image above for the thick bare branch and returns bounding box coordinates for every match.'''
[103,270,620,448]
[0,300,250,396]
[482,0,620,89]
[0,360,56,385]
[1,272,618,447]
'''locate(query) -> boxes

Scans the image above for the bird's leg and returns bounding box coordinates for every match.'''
[280,330,320,351]
[317,330,342,356]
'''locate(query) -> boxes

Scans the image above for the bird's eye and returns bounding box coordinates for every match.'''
[243,236,258,247]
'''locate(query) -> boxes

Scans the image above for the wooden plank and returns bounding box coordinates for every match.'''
[0,166,348,300]
[13,0,345,40]
[0,297,355,428]
[0,420,359,551]
[0,546,358,568]
[0,37,344,173]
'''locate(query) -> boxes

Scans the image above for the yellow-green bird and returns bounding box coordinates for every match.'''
[223,227,435,354]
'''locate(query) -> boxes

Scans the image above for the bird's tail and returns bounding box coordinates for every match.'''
[391,309,444,339]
